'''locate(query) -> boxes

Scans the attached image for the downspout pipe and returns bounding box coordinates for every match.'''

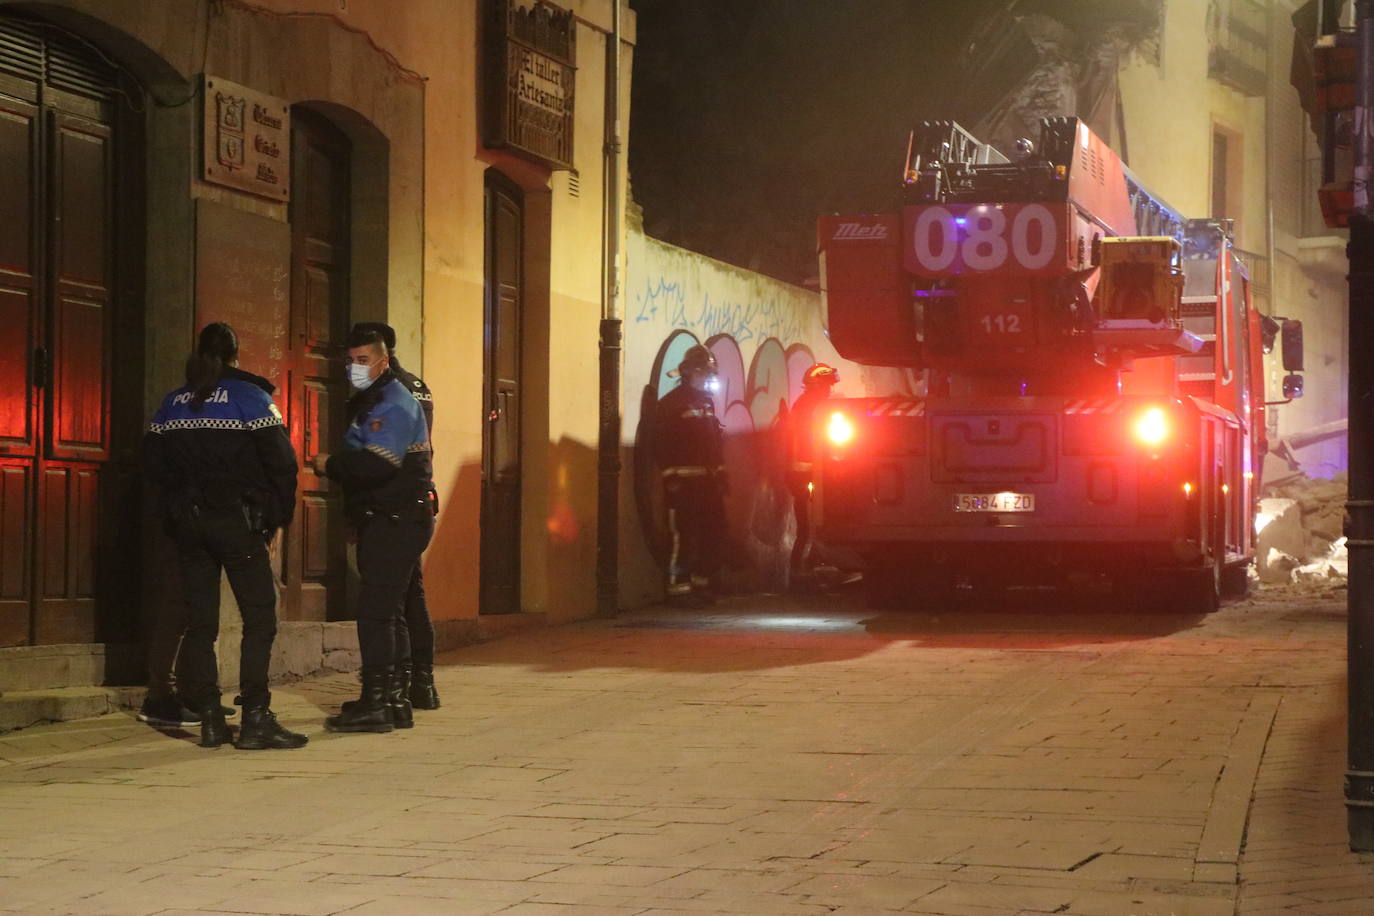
[596,0,623,617]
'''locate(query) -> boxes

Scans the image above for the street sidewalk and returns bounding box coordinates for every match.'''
[0,583,1370,915]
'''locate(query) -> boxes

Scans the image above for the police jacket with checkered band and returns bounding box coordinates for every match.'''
[327,371,434,522]
[389,355,433,436]
[654,382,724,475]
[143,366,298,530]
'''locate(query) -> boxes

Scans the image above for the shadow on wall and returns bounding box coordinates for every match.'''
[427,459,484,627]
[634,329,819,595]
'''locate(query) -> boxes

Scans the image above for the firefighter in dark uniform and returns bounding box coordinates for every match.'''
[313,327,435,733]
[351,322,440,710]
[143,322,307,750]
[654,345,727,607]
[785,363,839,588]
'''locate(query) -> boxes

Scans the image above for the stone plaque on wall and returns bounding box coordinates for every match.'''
[202,75,291,201]
[483,0,576,170]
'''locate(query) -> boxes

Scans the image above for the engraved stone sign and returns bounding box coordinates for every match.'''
[202,75,291,201]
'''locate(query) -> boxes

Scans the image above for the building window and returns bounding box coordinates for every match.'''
[1211,124,1244,237]
[1212,130,1229,220]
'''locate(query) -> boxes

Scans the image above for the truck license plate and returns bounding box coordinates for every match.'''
[954,492,1035,512]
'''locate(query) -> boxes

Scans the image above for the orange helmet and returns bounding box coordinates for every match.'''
[802,363,839,388]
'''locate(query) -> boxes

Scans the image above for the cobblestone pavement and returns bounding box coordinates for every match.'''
[0,582,1369,915]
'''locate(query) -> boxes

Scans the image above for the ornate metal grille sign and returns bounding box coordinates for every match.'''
[202,75,291,201]
[485,0,576,170]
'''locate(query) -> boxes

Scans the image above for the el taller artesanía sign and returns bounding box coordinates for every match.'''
[484,0,576,171]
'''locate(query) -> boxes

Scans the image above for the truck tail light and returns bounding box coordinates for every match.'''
[827,411,856,446]
[1132,406,1169,447]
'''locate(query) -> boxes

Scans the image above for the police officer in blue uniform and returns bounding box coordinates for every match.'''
[143,323,307,750]
[314,326,435,733]
[350,322,440,710]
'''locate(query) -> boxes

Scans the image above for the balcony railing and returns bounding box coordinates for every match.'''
[1209,0,1268,97]
[1233,247,1270,299]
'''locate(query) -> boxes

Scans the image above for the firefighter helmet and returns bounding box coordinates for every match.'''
[802,363,839,388]
[672,344,718,378]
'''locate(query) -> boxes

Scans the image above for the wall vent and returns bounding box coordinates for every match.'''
[567,171,580,198]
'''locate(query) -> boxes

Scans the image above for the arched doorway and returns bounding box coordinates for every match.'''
[0,13,143,647]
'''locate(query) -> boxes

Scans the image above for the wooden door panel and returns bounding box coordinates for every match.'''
[301,494,334,581]
[48,113,110,463]
[35,463,98,643]
[0,285,36,451]
[0,97,36,274]
[0,97,37,456]
[0,461,31,647]
[51,294,108,456]
[304,264,334,345]
[53,118,109,285]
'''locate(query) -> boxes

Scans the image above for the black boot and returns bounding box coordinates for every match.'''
[389,665,414,729]
[325,669,394,733]
[236,706,309,750]
[409,665,441,710]
[198,705,230,748]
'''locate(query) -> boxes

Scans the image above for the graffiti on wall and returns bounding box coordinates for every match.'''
[634,276,807,348]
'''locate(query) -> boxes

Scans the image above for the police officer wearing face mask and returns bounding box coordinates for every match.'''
[312,327,435,733]
[349,322,439,711]
[143,322,306,750]
[653,344,728,608]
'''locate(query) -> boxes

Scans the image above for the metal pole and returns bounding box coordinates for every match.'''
[1347,0,1374,853]
[596,0,624,617]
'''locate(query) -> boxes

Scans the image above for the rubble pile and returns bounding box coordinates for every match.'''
[1257,473,1348,585]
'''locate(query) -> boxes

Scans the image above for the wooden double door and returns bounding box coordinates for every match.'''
[0,16,140,647]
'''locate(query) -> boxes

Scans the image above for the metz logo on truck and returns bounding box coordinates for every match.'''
[832,221,890,241]
[903,202,1071,276]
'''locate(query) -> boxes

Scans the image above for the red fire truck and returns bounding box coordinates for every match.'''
[815,117,1304,612]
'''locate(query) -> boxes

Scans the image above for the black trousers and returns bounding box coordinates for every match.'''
[355,513,434,671]
[404,565,435,668]
[173,507,277,710]
[664,475,726,595]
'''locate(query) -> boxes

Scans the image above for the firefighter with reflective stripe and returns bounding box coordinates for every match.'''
[351,322,440,711]
[654,344,727,607]
[785,363,839,587]
[142,322,306,750]
[313,327,435,734]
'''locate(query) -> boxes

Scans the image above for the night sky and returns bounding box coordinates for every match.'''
[628,0,1012,286]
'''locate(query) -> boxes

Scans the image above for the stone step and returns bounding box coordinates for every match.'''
[0,686,143,733]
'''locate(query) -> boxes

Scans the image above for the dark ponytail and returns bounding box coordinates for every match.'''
[185,322,239,409]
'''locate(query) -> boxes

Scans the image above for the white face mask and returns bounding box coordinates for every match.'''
[347,363,377,390]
